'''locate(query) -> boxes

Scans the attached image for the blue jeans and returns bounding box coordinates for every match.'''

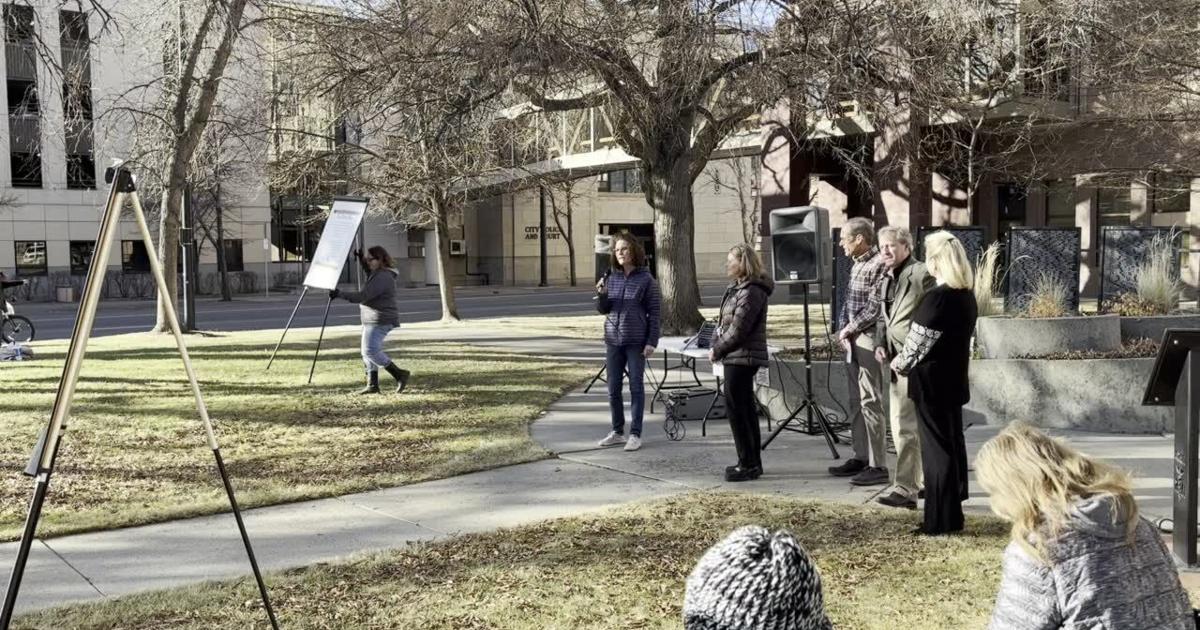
[606,344,646,437]
[361,324,394,372]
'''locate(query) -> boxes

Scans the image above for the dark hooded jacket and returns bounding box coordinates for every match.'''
[712,274,775,367]
[341,267,400,327]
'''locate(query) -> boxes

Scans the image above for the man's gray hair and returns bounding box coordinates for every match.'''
[843,217,876,246]
[877,226,913,249]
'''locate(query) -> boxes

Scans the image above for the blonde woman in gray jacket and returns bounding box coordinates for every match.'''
[978,423,1193,630]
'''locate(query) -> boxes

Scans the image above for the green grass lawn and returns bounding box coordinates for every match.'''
[16,492,1018,630]
[0,326,592,540]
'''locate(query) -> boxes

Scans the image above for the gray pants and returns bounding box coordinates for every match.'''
[849,335,887,468]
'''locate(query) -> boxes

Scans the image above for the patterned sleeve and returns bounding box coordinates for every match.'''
[892,324,941,375]
[987,543,1062,630]
[891,289,943,375]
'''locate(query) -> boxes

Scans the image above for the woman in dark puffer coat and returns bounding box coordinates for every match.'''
[710,243,774,482]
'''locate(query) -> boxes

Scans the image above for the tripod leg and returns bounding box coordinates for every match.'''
[0,476,49,629]
[583,364,607,393]
[307,296,333,384]
[131,193,280,629]
[267,286,308,371]
[811,403,842,459]
[762,399,807,450]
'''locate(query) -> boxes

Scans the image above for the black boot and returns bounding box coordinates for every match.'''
[383,362,411,394]
[358,370,380,394]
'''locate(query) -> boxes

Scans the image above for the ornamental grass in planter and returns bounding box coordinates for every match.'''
[1103,231,1200,341]
[976,273,1121,358]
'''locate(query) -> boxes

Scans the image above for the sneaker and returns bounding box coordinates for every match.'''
[724,465,763,482]
[849,467,890,486]
[876,490,917,510]
[828,458,867,477]
[624,435,642,451]
[598,431,627,447]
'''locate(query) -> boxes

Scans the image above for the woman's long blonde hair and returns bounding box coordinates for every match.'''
[976,422,1138,563]
[924,231,974,290]
[728,243,764,281]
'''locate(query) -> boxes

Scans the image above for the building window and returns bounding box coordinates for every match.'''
[1045,180,1074,227]
[222,239,244,272]
[407,244,425,258]
[10,152,40,188]
[66,152,95,189]
[61,10,94,190]
[598,168,640,194]
[5,4,40,189]
[14,240,46,276]
[69,240,94,274]
[1096,181,1133,226]
[121,240,151,273]
[1152,172,1192,214]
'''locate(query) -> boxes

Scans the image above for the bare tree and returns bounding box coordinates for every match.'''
[285,0,518,321]
[545,178,586,286]
[703,157,761,246]
[111,0,252,330]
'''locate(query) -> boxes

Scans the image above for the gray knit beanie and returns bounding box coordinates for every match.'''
[683,526,833,630]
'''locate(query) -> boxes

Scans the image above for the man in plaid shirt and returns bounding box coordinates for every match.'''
[830,217,889,486]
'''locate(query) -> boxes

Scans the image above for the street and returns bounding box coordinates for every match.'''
[15,282,733,341]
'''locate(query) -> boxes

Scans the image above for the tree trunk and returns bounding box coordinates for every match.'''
[156,171,184,332]
[152,0,249,331]
[565,199,576,287]
[215,195,232,301]
[647,159,704,334]
[550,189,577,287]
[433,206,460,321]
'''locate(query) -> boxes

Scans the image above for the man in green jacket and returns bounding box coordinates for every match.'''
[874,226,935,509]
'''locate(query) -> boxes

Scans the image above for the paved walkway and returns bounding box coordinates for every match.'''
[0,330,1184,616]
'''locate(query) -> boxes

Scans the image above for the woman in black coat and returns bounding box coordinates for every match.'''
[709,243,774,482]
[890,231,977,535]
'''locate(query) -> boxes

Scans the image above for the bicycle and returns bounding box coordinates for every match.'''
[1,301,34,344]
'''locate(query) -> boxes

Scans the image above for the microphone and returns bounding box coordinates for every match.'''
[592,269,612,300]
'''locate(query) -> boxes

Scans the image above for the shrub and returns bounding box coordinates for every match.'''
[1104,293,1164,317]
[1134,231,1181,315]
[1023,271,1069,318]
[974,242,1003,317]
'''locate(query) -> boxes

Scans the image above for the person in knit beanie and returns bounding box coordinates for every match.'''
[683,525,833,630]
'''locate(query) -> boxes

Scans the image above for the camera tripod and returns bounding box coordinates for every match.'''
[761,282,841,459]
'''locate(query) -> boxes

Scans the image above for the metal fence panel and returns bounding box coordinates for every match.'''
[1004,227,1082,313]
[1098,226,1180,305]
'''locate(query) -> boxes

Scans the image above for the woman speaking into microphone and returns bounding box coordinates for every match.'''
[595,232,660,452]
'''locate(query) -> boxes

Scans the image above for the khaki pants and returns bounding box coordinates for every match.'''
[888,372,923,498]
[851,335,887,468]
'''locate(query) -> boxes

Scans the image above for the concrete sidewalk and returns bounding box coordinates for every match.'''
[0,333,1183,617]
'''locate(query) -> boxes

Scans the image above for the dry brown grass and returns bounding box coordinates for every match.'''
[0,327,591,540]
[17,492,1020,630]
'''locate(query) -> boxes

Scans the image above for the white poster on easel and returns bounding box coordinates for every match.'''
[302,196,369,291]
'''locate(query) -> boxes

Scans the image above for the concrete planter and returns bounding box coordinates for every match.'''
[975,314,1121,359]
[758,356,1169,434]
[1120,313,1200,342]
[965,358,1170,433]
